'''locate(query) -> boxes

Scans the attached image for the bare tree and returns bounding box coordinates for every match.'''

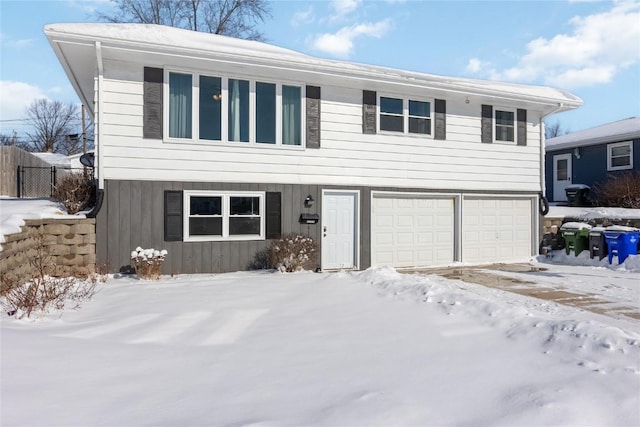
[545,121,569,139]
[24,99,81,155]
[97,0,271,40]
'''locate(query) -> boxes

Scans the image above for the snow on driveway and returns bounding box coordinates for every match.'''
[2,267,639,426]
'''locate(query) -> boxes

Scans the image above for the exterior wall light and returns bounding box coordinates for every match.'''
[304,195,314,208]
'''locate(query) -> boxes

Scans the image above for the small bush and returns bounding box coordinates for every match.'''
[266,234,317,272]
[591,171,640,208]
[52,171,95,214]
[131,247,168,280]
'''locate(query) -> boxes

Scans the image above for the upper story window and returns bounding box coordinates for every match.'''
[166,71,303,147]
[184,191,265,242]
[379,96,432,135]
[608,141,633,171]
[169,72,193,139]
[495,109,515,142]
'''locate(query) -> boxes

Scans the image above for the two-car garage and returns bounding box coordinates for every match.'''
[370,193,534,268]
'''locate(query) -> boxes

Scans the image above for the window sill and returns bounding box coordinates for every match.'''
[163,138,306,150]
[607,165,633,172]
[376,130,434,139]
[184,235,265,243]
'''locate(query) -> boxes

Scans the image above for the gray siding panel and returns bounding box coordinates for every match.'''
[119,180,131,271]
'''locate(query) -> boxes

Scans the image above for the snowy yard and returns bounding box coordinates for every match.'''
[2,261,639,426]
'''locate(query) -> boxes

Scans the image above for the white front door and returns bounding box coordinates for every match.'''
[322,191,358,270]
[553,153,572,202]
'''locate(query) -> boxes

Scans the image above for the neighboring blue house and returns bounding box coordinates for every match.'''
[545,117,640,203]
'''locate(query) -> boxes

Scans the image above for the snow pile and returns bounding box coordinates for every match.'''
[548,205,640,220]
[354,267,640,377]
[0,198,84,247]
[539,250,640,271]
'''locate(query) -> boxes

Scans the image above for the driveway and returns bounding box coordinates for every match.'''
[407,262,640,322]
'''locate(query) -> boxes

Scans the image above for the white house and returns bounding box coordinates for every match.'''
[45,23,582,273]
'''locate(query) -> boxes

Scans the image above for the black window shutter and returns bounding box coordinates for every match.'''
[481,104,493,144]
[306,86,321,149]
[144,67,163,140]
[517,108,527,146]
[266,192,282,239]
[362,90,377,134]
[164,190,183,241]
[434,99,446,140]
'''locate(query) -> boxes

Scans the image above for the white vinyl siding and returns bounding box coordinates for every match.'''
[99,61,543,192]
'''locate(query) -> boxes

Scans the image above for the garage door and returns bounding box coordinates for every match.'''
[462,197,533,263]
[371,195,454,267]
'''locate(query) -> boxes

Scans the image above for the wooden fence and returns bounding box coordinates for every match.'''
[0,146,54,197]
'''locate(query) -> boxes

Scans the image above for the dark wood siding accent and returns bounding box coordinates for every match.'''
[143,67,163,140]
[266,192,282,238]
[164,190,183,241]
[362,90,377,134]
[481,104,493,144]
[434,99,446,140]
[306,85,321,149]
[517,108,527,146]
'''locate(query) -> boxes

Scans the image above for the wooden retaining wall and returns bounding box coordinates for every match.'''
[0,218,96,286]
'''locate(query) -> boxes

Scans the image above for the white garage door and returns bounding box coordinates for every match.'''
[371,195,454,268]
[462,197,533,263]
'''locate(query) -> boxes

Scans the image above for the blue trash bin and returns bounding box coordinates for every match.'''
[603,229,639,264]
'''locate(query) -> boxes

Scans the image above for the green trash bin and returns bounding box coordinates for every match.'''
[560,222,592,256]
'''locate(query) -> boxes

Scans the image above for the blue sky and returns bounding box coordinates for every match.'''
[1,0,639,136]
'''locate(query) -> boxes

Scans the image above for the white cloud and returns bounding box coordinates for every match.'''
[311,20,391,58]
[0,33,34,48]
[0,81,48,128]
[330,0,362,19]
[65,0,114,13]
[291,6,314,27]
[466,2,640,88]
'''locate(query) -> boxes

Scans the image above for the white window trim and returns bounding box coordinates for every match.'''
[607,141,633,171]
[163,69,305,149]
[183,190,266,242]
[494,107,516,144]
[377,94,433,137]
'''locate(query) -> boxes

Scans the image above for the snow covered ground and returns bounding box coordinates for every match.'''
[2,263,639,426]
[2,198,639,425]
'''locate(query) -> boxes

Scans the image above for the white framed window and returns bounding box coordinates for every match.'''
[608,141,633,171]
[495,108,515,142]
[164,69,304,148]
[184,191,265,242]
[379,95,432,136]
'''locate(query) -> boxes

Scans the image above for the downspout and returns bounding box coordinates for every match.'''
[87,41,104,218]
